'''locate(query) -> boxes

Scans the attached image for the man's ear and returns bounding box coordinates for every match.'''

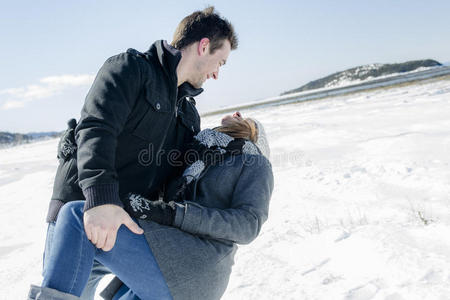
[197,38,210,56]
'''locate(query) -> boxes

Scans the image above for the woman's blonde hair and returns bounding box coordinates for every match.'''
[215,118,258,142]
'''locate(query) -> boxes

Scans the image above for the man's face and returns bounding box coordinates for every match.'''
[190,39,231,88]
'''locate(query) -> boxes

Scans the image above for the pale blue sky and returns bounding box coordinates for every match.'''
[1,0,449,133]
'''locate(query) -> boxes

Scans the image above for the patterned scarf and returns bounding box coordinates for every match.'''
[166,128,261,202]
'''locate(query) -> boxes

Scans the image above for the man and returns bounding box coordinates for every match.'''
[39,6,238,299]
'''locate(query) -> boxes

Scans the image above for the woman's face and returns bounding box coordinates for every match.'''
[221,111,242,126]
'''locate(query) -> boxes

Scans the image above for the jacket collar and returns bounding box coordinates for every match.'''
[178,82,203,101]
[146,40,204,101]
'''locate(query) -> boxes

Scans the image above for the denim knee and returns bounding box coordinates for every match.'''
[57,201,85,229]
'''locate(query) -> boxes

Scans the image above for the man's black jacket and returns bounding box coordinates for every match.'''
[46,40,203,222]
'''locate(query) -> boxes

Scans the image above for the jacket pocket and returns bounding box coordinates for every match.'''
[132,92,173,143]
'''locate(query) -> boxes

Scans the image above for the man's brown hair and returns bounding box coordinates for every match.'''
[172,6,238,54]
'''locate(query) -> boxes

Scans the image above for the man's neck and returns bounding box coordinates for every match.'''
[176,51,188,87]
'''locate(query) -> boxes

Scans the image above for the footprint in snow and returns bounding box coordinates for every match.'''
[345,281,380,300]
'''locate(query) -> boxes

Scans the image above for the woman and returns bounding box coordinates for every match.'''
[28,112,274,300]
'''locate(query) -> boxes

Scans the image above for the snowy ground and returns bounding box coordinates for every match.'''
[1,76,450,299]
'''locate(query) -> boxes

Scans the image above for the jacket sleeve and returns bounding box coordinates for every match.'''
[75,53,144,211]
[173,156,274,245]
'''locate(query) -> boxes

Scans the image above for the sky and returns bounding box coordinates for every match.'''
[1,0,449,133]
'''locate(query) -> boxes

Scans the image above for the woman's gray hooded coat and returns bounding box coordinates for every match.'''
[102,151,274,300]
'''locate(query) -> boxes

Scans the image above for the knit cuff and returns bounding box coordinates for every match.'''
[82,183,124,212]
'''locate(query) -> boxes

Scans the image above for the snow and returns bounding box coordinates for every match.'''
[1,76,450,299]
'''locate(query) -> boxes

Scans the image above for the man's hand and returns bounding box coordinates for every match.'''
[83,204,144,251]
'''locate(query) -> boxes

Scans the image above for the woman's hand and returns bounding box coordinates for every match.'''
[123,193,178,226]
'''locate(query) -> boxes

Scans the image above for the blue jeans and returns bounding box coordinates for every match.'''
[43,222,111,300]
[41,201,172,300]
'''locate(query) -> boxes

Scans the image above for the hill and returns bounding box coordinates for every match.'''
[281,59,442,95]
[0,131,61,147]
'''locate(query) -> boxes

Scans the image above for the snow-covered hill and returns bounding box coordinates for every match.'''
[282,59,442,95]
[1,76,450,299]
[0,131,61,148]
